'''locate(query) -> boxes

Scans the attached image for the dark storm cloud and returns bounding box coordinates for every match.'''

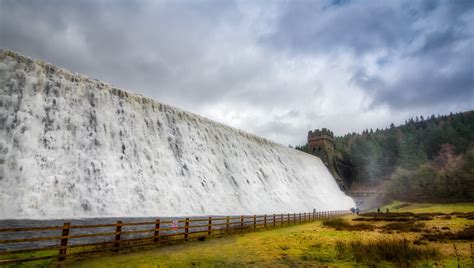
[265,0,474,109]
[0,0,472,145]
[265,1,415,54]
[0,0,240,104]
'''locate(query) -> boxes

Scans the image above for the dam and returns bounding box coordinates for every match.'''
[0,50,354,219]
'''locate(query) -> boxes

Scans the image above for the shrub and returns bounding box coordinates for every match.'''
[349,223,375,231]
[322,218,374,231]
[383,222,425,232]
[335,241,347,259]
[336,239,440,266]
[322,218,350,229]
[422,225,474,241]
[414,215,433,221]
[456,225,474,240]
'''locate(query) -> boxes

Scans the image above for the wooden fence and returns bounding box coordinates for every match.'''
[0,210,348,265]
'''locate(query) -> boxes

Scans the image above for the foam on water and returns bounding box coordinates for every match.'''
[0,50,354,219]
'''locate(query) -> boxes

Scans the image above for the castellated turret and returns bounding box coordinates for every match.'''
[307,128,348,191]
[307,128,335,166]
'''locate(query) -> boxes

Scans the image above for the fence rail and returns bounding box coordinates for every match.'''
[0,210,349,265]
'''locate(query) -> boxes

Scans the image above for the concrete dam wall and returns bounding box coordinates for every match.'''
[0,50,354,219]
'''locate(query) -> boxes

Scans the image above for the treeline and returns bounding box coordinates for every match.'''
[390,143,474,201]
[298,110,474,201]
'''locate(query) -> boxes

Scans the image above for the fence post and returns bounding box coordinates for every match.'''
[114,220,122,252]
[226,216,230,234]
[303,212,306,222]
[184,218,190,241]
[293,213,296,224]
[273,214,276,228]
[253,215,256,230]
[58,222,70,262]
[264,214,267,228]
[280,214,283,226]
[287,213,290,225]
[299,213,301,223]
[208,217,212,236]
[240,215,244,231]
[154,219,161,243]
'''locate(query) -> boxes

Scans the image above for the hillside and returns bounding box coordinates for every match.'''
[299,111,474,201]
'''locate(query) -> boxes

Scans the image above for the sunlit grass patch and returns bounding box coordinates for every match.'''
[380,201,474,214]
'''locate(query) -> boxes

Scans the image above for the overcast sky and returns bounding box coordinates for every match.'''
[1,0,473,146]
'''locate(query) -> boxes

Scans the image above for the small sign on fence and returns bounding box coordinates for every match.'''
[171,220,179,231]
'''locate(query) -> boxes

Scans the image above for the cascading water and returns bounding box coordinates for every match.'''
[0,50,355,219]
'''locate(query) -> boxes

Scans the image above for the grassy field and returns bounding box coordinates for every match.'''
[379,200,474,214]
[60,202,474,268]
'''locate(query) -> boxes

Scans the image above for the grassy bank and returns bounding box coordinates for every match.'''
[380,200,474,213]
[63,202,473,267]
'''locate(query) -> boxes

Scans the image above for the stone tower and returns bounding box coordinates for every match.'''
[308,128,346,190]
[307,128,335,168]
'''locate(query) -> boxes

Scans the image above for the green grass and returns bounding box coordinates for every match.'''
[67,220,370,267]
[379,200,474,213]
[7,201,474,267]
[336,238,440,266]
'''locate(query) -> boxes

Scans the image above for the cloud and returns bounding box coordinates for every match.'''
[264,0,474,111]
[1,0,472,146]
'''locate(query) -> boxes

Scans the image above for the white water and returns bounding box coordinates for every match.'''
[0,50,354,219]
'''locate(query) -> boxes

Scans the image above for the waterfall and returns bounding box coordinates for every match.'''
[0,50,354,219]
